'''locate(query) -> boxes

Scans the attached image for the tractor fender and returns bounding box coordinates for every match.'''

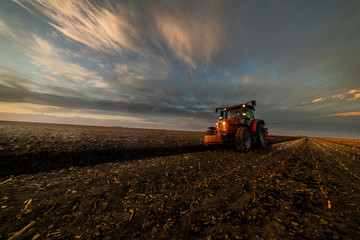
[251,119,265,132]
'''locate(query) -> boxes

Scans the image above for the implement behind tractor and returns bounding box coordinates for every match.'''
[205,100,272,151]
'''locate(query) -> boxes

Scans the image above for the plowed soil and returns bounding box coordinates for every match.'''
[0,121,359,239]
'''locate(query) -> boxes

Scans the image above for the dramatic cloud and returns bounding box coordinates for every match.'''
[12,0,226,69]
[15,0,139,54]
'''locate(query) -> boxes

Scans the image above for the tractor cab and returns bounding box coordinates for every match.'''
[220,105,254,126]
[215,101,256,135]
[205,100,270,151]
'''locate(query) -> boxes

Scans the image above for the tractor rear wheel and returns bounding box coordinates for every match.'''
[235,126,252,152]
[257,123,267,148]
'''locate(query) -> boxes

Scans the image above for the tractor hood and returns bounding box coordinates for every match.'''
[216,118,239,134]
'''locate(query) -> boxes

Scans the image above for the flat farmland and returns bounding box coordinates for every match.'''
[0,121,359,239]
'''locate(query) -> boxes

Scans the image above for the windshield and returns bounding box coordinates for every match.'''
[225,109,243,119]
[224,107,254,120]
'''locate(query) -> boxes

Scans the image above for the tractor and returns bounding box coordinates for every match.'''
[204,100,271,151]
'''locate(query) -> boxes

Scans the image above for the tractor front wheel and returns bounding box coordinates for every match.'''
[235,126,252,152]
[257,123,267,148]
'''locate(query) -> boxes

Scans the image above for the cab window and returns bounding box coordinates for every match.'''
[244,108,254,121]
[226,110,241,119]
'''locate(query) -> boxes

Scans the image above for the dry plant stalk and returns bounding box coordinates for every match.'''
[8,221,35,240]
[174,191,178,201]
[24,199,32,210]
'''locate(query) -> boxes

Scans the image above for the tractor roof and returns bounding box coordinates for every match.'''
[215,100,256,113]
[225,104,254,111]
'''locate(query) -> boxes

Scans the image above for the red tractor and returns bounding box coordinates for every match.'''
[204,100,271,151]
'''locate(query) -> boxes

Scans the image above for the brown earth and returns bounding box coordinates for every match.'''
[0,121,359,239]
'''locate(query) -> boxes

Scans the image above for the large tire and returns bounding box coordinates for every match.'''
[256,123,267,148]
[235,126,252,152]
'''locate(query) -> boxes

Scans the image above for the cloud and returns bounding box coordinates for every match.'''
[312,98,326,103]
[304,88,360,105]
[154,1,224,69]
[347,93,360,101]
[0,18,16,38]
[13,0,140,54]
[0,78,213,121]
[11,0,35,15]
[25,35,108,89]
[346,89,360,94]
[242,76,253,85]
[6,0,360,137]
[0,67,30,90]
[331,89,360,101]
[114,58,168,80]
[14,0,226,69]
[0,101,159,125]
[332,94,345,100]
[323,112,360,117]
[111,58,169,94]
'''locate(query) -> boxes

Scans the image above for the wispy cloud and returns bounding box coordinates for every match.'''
[112,58,169,94]
[323,112,360,117]
[26,35,107,88]
[14,0,139,54]
[242,76,253,85]
[332,94,345,100]
[154,2,224,69]
[0,18,16,38]
[347,93,360,101]
[346,89,360,94]
[0,101,164,126]
[332,89,360,101]
[312,97,326,103]
[304,88,360,105]
[14,0,225,69]
[302,97,327,105]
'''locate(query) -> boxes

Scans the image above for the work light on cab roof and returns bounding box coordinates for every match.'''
[205,100,272,151]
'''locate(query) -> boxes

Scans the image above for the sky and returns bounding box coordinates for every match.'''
[0,0,359,139]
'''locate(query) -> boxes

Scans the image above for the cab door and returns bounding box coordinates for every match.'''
[244,108,254,126]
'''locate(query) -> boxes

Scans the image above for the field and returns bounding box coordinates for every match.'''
[0,121,359,239]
